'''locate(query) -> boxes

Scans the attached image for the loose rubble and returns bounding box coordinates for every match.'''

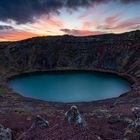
[124,107,140,137]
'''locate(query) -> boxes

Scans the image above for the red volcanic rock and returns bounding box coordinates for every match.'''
[0,97,140,139]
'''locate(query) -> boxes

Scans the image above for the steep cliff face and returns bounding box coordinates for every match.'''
[0,30,139,80]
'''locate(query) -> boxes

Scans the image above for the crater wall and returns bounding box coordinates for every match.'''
[0,30,139,85]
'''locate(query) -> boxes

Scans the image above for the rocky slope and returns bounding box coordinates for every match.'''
[0,30,140,139]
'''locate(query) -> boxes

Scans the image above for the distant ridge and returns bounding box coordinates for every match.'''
[0,30,140,43]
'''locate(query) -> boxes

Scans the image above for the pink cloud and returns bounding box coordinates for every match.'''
[105,15,120,25]
[106,16,140,31]
[82,21,95,28]
[97,16,140,32]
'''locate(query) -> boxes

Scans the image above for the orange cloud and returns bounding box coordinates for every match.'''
[30,16,64,35]
[36,16,64,29]
[61,29,105,36]
[0,30,41,41]
[47,18,63,28]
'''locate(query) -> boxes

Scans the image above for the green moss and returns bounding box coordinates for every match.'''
[0,87,8,94]
[14,108,25,114]
[0,66,17,73]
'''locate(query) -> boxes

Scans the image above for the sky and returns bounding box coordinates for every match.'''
[0,0,140,41]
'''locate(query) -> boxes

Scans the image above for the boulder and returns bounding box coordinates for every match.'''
[132,107,140,118]
[65,105,87,128]
[29,115,49,130]
[0,124,12,140]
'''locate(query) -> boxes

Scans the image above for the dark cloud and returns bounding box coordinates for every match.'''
[61,28,105,36]
[0,0,139,24]
[0,0,64,24]
[0,25,13,30]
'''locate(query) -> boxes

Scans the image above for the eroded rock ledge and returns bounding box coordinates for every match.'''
[0,30,140,139]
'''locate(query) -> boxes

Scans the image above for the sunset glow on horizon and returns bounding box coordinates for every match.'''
[0,0,140,41]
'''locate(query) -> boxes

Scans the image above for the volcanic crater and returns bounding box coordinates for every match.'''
[0,30,140,139]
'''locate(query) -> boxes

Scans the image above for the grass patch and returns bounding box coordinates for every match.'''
[14,108,25,114]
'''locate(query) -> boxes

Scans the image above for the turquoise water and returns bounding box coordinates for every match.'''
[9,71,130,103]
